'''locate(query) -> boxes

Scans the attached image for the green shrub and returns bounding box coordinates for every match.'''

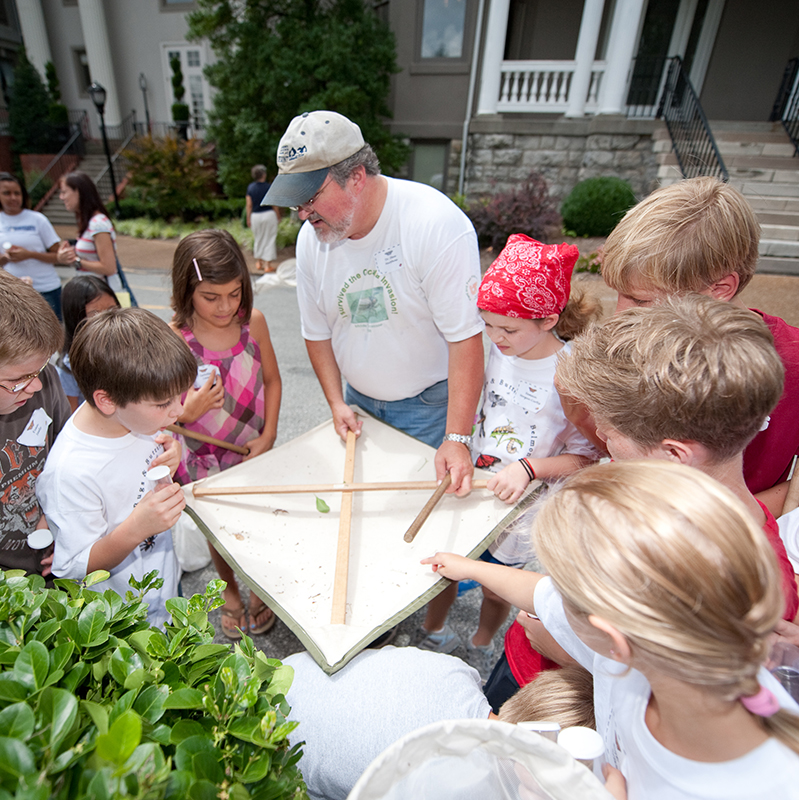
[117,194,245,223]
[467,172,561,251]
[276,216,301,249]
[0,569,306,799]
[561,177,637,237]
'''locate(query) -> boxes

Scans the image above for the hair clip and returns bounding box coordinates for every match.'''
[740,685,780,717]
[193,258,203,282]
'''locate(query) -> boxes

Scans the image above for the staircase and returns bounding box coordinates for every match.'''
[39,142,127,227]
[654,121,799,275]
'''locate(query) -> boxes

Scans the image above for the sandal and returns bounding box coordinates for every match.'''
[249,600,276,635]
[220,605,247,640]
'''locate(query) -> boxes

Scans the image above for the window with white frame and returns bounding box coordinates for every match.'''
[162,44,210,126]
[420,0,467,59]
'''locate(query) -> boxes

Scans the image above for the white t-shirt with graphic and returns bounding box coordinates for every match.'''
[296,177,482,402]
[37,417,179,627]
[0,209,61,292]
[535,577,799,800]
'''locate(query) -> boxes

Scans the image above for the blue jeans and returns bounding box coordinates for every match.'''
[344,380,448,448]
[39,286,62,321]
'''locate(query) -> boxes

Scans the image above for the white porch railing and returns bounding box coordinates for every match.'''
[496,60,606,114]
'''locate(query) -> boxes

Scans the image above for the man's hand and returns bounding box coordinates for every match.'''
[129,483,186,539]
[435,440,473,496]
[487,461,530,504]
[152,433,182,477]
[420,551,476,582]
[179,374,225,423]
[331,401,363,441]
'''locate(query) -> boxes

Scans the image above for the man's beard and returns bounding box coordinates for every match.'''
[308,203,355,244]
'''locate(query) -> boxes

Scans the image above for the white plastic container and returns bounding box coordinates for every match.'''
[27,528,54,550]
[558,726,605,777]
[146,465,172,491]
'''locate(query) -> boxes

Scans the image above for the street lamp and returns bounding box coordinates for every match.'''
[138,73,151,134]
[87,81,121,216]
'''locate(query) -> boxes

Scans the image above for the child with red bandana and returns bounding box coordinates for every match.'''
[420,235,600,663]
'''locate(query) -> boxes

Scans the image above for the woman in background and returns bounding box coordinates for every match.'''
[245,164,280,273]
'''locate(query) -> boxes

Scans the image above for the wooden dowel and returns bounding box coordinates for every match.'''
[331,429,358,624]
[167,424,250,456]
[404,472,452,544]
[783,456,799,515]
[192,479,490,497]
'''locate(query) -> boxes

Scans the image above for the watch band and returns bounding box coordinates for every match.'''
[443,433,472,447]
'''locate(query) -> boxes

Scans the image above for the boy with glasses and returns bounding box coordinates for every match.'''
[0,270,70,576]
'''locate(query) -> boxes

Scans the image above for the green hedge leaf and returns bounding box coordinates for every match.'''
[0,703,34,740]
[164,688,204,710]
[39,688,78,751]
[95,710,141,766]
[0,737,35,786]
[14,641,49,691]
[77,601,109,648]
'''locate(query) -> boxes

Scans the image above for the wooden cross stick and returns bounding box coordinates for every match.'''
[404,472,452,543]
[192,479,490,497]
[167,424,250,456]
[331,429,358,624]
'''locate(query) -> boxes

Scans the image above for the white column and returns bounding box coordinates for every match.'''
[565,0,605,117]
[477,0,512,115]
[77,0,122,125]
[16,0,52,80]
[597,0,648,114]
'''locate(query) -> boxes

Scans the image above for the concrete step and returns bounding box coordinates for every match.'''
[759,238,799,258]
[748,196,799,213]
[757,256,799,275]
[735,181,799,197]
[709,120,784,133]
[757,211,799,226]
[761,223,799,241]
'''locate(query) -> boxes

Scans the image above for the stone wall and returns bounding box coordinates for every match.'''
[455,116,661,203]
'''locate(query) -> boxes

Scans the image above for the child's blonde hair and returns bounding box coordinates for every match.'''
[499,665,595,729]
[551,290,603,341]
[555,294,783,461]
[171,229,253,331]
[534,459,799,753]
[602,177,759,296]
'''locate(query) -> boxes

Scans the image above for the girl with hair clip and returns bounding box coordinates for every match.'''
[56,275,121,412]
[424,460,799,799]
[169,229,281,639]
[420,234,601,661]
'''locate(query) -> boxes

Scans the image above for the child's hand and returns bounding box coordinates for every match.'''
[420,552,475,582]
[603,765,628,800]
[487,461,531,504]
[151,433,181,476]
[5,245,27,262]
[130,483,185,539]
[57,241,76,264]
[180,375,225,423]
[242,431,276,461]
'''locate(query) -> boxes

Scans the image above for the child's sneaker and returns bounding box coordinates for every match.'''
[418,623,460,654]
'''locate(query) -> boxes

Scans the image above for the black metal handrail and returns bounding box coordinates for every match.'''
[28,111,88,211]
[770,57,799,157]
[657,56,728,181]
[96,110,137,201]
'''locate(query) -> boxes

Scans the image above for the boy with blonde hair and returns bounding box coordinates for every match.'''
[600,176,799,505]
[38,308,195,626]
[0,271,70,576]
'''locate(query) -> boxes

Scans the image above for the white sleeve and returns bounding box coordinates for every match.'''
[35,212,60,250]
[557,422,602,460]
[778,508,799,573]
[417,228,483,343]
[295,224,332,341]
[534,577,598,673]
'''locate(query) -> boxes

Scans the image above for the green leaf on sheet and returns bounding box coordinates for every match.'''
[315,496,330,514]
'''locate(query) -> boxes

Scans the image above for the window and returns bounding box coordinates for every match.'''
[421,0,467,59]
[187,50,201,68]
[73,48,91,95]
[162,44,210,126]
[411,142,448,192]
[160,0,196,10]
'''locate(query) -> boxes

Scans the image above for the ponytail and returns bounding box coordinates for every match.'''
[554,289,603,341]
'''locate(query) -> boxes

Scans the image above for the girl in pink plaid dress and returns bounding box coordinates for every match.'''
[170,229,281,638]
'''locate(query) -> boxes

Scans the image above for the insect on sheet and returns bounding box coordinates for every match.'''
[183,411,535,674]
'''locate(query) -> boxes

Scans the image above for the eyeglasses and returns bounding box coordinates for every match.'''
[0,360,49,394]
[290,179,331,212]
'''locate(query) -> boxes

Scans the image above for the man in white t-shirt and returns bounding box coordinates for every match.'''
[264,111,483,495]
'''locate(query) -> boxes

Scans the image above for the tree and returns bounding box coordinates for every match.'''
[8,50,54,154]
[187,0,409,197]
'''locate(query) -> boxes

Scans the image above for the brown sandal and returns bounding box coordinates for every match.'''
[249,601,276,635]
[220,605,247,640]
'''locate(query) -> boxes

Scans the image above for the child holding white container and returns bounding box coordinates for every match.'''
[420,234,600,660]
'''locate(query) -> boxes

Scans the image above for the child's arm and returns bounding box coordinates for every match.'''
[244,310,282,460]
[420,552,544,613]
[489,453,594,504]
[86,484,185,573]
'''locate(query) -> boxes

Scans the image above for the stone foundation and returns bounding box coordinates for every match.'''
[453,116,662,203]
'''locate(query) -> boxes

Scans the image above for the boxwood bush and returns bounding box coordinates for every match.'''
[0,569,306,799]
[561,177,637,237]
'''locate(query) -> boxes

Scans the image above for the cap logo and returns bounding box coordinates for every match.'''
[278,144,308,166]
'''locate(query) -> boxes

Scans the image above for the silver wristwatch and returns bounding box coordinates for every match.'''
[443,433,472,447]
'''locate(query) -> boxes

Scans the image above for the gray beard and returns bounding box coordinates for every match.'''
[309,209,354,244]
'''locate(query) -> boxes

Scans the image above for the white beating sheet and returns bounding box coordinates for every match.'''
[183,411,535,673]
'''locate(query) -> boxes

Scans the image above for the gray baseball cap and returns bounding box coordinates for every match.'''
[263,111,365,208]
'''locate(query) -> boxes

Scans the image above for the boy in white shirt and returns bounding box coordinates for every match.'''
[37,308,196,626]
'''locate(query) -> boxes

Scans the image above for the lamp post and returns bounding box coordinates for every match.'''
[138,72,151,134]
[87,81,121,216]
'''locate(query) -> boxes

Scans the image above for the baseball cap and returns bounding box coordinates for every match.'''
[263,111,365,208]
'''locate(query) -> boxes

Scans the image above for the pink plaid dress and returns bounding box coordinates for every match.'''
[175,324,265,483]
